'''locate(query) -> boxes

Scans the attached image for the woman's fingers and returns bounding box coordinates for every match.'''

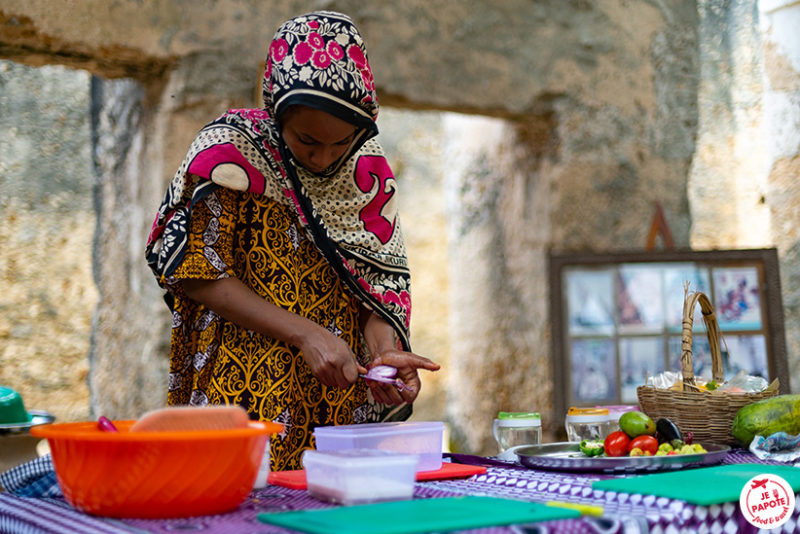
[372,350,441,371]
[366,349,440,404]
[368,380,405,405]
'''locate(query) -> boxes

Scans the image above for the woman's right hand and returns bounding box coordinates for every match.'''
[182,277,364,389]
[295,324,366,389]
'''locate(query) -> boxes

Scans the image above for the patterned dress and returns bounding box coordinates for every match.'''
[169,187,370,470]
[145,11,413,470]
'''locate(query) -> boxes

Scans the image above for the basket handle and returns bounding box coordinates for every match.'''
[681,288,724,389]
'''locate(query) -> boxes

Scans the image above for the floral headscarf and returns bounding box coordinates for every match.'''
[266,12,379,175]
[145,11,412,350]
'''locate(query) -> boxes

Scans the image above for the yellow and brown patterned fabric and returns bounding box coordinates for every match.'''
[169,187,379,470]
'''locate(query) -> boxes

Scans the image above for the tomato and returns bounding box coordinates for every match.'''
[604,430,631,457]
[628,435,659,455]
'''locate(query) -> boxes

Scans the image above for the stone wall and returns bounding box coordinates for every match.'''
[0,62,94,422]
[759,0,800,386]
[1,0,798,456]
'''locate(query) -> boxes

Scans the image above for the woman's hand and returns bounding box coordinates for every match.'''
[182,277,365,389]
[368,350,440,405]
[295,324,367,389]
[359,309,440,405]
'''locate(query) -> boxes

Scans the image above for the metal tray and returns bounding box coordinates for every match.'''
[515,441,730,474]
[0,410,55,435]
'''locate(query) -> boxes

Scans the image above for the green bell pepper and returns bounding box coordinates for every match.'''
[579,439,604,457]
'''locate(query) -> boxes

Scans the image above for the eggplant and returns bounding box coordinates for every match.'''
[656,418,682,443]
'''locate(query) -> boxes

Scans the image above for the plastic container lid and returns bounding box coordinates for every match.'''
[595,405,639,421]
[313,421,444,472]
[495,412,541,427]
[313,421,442,438]
[565,407,610,423]
[304,448,419,467]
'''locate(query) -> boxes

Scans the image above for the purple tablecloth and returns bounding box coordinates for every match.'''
[1,451,797,533]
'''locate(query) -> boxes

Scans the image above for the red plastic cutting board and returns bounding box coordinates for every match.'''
[267,462,486,490]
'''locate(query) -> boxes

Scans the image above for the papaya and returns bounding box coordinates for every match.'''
[731,394,800,446]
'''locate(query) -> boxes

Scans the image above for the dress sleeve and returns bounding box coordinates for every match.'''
[172,185,239,281]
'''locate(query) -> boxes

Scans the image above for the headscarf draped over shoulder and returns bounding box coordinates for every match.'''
[145,11,411,350]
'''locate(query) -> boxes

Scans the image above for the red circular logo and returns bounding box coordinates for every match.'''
[739,473,795,529]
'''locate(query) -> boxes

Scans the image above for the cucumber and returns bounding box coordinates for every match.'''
[731,394,800,446]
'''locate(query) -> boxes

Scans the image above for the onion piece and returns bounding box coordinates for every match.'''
[367,365,397,379]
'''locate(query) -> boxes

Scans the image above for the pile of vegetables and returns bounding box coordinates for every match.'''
[578,411,707,458]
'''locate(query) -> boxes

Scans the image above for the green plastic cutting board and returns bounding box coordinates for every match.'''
[593,463,800,506]
[257,496,580,534]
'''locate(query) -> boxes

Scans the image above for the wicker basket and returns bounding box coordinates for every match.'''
[637,288,779,446]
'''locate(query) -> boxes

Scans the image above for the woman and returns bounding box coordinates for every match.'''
[145,11,439,470]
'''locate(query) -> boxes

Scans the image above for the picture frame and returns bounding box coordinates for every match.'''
[549,248,789,423]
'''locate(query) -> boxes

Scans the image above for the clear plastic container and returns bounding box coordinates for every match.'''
[564,407,614,442]
[302,448,418,505]
[492,412,542,454]
[313,421,444,471]
[595,405,639,425]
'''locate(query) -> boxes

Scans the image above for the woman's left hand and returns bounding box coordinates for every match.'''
[368,350,440,405]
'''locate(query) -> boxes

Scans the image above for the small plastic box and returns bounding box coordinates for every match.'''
[302,449,418,505]
[313,421,444,471]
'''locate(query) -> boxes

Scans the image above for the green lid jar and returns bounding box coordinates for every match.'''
[493,411,542,456]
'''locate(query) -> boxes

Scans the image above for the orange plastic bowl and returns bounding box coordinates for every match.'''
[30,420,281,518]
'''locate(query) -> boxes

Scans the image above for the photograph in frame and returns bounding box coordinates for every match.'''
[616,264,664,333]
[619,337,664,403]
[571,338,617,403]
[712,267,762,330]
[723,334,769,379]
[565,268,614,336]
[663,263,711,333]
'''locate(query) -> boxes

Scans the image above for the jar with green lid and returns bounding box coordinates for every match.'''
[492,411,542,456]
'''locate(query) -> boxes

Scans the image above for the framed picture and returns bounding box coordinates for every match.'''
[549,248,788,421]
[619,337,664,403]
[570,338,617,403]
[566,270,614,335]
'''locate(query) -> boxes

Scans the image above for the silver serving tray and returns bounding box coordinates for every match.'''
[515,441,730,474]
[0,410,55,434]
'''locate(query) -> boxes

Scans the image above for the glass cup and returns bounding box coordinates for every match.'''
[492,412,542,457]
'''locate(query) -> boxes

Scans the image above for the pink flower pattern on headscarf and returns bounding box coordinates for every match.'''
[327,41,344,62]
[271,38,289,62]
[307,32,325,50]
[312,50,332,69]
[347,44,366,68]
[294,41,313,65]
[261,12,380,125]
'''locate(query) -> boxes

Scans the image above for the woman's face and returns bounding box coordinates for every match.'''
[280,106,358,174]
